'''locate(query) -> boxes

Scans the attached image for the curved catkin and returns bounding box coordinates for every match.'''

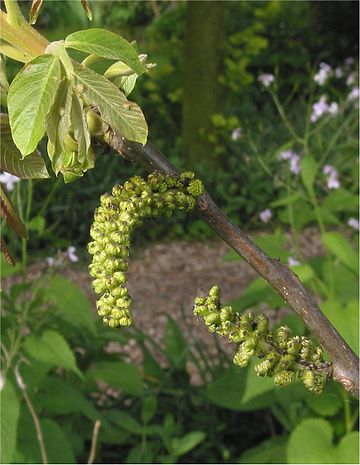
[193,286,332,394]
[88,172,204,328]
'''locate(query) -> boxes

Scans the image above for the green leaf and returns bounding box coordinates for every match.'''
[28,215,45,234]
[106,410,142,434]
[46,77,73,175]
[304,381,342,417]
[66,29,145,75]
[8,54,61,155]
[321,300,359,355]
[171,431,206,457]
[336,432,359,464]
[113,73,138,96]
[86,361,143,396]
[322,232,358,274]
[71,93,91,165]
[206,364,274,411]
[36,377,104,423]
[44,276,96,335]
[23,330,82,377]
[270,192,304,207]
[322,189,359,213]
[238,435,288,464]
[287,418,334,463]
[141,396,157,424]
[287,419,359,464]
[0,380,20,463]
[300,155,318,196]
[0,120,49,179]
[41,419,76,463]
[164,316,187,369]
[73,65,148,144]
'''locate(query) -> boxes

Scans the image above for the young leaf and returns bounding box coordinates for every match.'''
[23,330,82,377]
[73,65,148,144]
[8,54,61,156]
[71,93,91,165]
[0,186,27,238]
[46,77,73,174]
[113,74,138,96]
[0,380,20,463]
[171,432,206,457]
[1,120,49,179]
[66,29,145,75]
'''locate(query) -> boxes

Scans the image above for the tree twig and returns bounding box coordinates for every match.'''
[87,420,101,464]
[104,133,359,397]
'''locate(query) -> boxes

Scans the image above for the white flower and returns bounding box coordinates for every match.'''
[328,102,339,115]
[67,246,78,262]
[335,67,344,78]
[278,149,297,161]
[259,209,272,223]
[258,73,275,87]
[231,127,242,141]
[347,87,359,101]
[346,72,357,86]
[46,257,56,267]
[0,172,20,191]
[348,218,359,231]
[314,62,332,86]
[288,257,301,266]
[311,96,329,122]
[289,154,301,175]
[323,165,340,189]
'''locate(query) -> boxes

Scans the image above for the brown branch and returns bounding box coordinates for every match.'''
[104,133,359,397]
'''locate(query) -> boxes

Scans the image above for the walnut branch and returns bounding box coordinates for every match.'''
[104,133,359,397]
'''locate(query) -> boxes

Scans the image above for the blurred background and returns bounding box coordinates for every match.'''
[1,1,359,464]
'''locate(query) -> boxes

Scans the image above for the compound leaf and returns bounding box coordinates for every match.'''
[8,54,61,155]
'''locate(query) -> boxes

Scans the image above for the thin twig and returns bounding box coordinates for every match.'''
[104,133,359,397]
[14,362,48,463]
[87,420,101,464]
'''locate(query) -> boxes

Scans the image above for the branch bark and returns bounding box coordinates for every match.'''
[104,132,359,397]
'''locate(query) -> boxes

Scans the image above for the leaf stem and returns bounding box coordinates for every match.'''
[87,420,101,464]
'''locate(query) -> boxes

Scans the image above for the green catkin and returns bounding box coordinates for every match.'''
[193,286,332,394]
[88,172,204,328]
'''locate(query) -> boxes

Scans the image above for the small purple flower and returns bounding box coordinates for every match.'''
[258,73,275,87]
[231,127,242,141]
[348,218,359,231]
[259,209,272,223]
[0,172,20,191]
[314,62,332,86]
[311,96,329,123]
[288,257,301,266]
[323,165,340,189]
[335,67,344,79]
[67,246,78,262]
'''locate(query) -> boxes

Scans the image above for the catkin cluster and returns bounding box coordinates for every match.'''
[193,286,331,394]
[88,171,204,328]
